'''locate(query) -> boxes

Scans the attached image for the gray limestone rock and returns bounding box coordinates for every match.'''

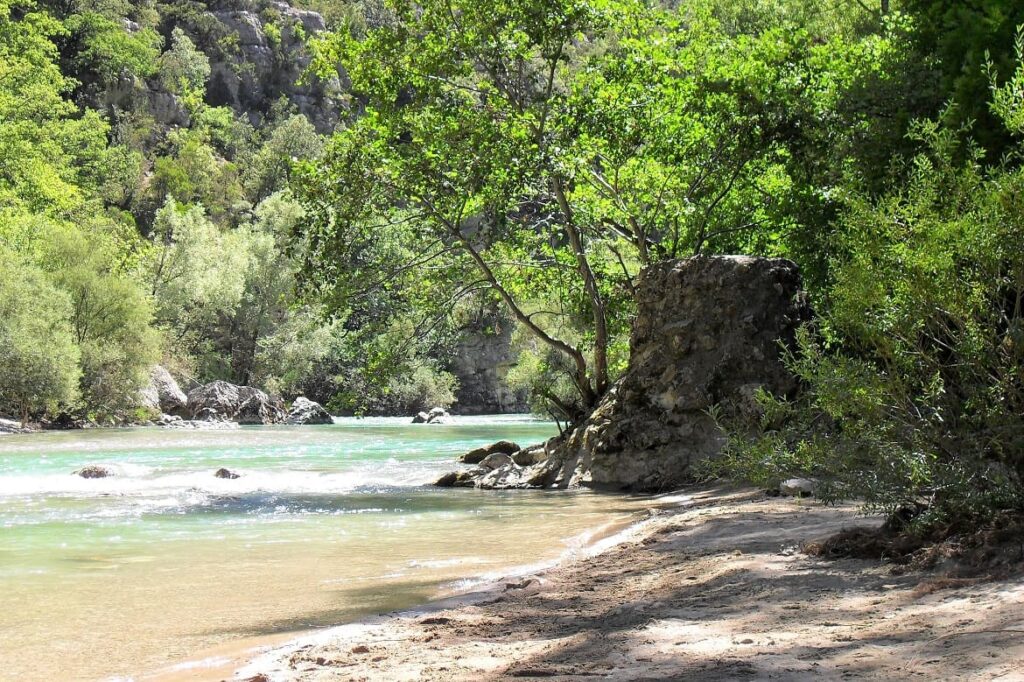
[458,440,520,464]
[286,397,333,425]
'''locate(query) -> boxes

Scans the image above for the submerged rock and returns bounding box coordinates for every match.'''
[286,397,333,425]
[433,470,480,487]
[75,465,112,479]
[427,407,451,424]
[214,467,240,479]
[458,440,520,464]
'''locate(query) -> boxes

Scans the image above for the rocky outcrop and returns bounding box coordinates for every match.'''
[139,365,188,417]
[286,397,333,425]
[437,255,812,492]
[447,309,529,415]
[186,380,285,424]
[206,1,342,132]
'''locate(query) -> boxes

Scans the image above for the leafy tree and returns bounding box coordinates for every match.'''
[64,10,161,85]
[718,55,1024,524]
[0,253,80,422]
[243,114,324,202]
[42,227,159,417]
[159,25,209,108]
[143,197,251,377]
[297,0,807,416]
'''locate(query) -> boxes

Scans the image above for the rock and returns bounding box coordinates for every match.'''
[75,466,112,479]
[433,470,481,487]
[286,397,333,425]
[139,366,188,417]
[204,3,340,133]
[235,393,285,425]
[532,256,811,492]
[186,381,285,424]
[458,440,521,464]
[478,453,513,471]
[214,468,240,479]
[412,411,429,424]
[425,407,451,424]
[0,417,30,434]
[779,478,818,497]
[512,445,545,466]
[157,416,240,430]
[445,306,530,414]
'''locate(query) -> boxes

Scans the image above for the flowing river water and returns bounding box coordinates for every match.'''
[0,416,649,681]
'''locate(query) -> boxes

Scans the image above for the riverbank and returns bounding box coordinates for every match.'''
[229,485,1024,681]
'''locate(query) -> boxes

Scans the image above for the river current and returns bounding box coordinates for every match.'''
[0,416,644,681]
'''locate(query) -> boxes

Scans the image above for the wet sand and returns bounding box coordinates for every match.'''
[228,486,1024,681]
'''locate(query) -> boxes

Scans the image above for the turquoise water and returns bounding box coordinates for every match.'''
[0,417,643,681]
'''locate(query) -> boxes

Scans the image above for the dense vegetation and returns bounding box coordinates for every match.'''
[1,0,1022,526]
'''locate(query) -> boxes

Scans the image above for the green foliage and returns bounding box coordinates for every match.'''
[718,96,1024,522]
[242,114,324,201]
[144,197,251,345]
[41,227,159,418]
[0,253,81,421]
[159,26,209,105]
[65,10,161,84]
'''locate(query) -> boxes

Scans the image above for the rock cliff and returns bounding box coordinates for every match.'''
[447,310,529,415]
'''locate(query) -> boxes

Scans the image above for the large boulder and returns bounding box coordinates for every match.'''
[139,366,188,417]
[550,256,812,491]
[458,440,520,464]
[437,256,812,492]
[186,381,285,424]
[286,397,333,425]
[0,417,30,435]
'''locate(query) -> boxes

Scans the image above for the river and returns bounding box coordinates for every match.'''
[0,416,645,681]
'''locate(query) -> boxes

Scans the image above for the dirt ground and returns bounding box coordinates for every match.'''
[233,486,1024,681]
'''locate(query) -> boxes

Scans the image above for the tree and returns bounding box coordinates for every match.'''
[296,0,802,416]
[158,26,209,108]
[0,254,80,422]
[717,52,1024,524]
[42,227,159,417]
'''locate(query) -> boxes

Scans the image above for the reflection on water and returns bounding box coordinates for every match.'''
[0,417,647,682]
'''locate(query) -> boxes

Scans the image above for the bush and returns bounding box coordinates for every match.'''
[719,101,1024,525]
[0,254,81,421]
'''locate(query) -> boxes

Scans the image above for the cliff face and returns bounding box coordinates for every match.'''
[102,0,342,133]
[447,312,530,415]
[206,1,342,132]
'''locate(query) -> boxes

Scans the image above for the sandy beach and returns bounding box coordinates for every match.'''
[219,486,1024,681]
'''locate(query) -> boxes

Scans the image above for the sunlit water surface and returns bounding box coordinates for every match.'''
[0,416,646,681]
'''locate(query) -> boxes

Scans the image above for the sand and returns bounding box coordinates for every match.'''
[226,485,1024,681]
